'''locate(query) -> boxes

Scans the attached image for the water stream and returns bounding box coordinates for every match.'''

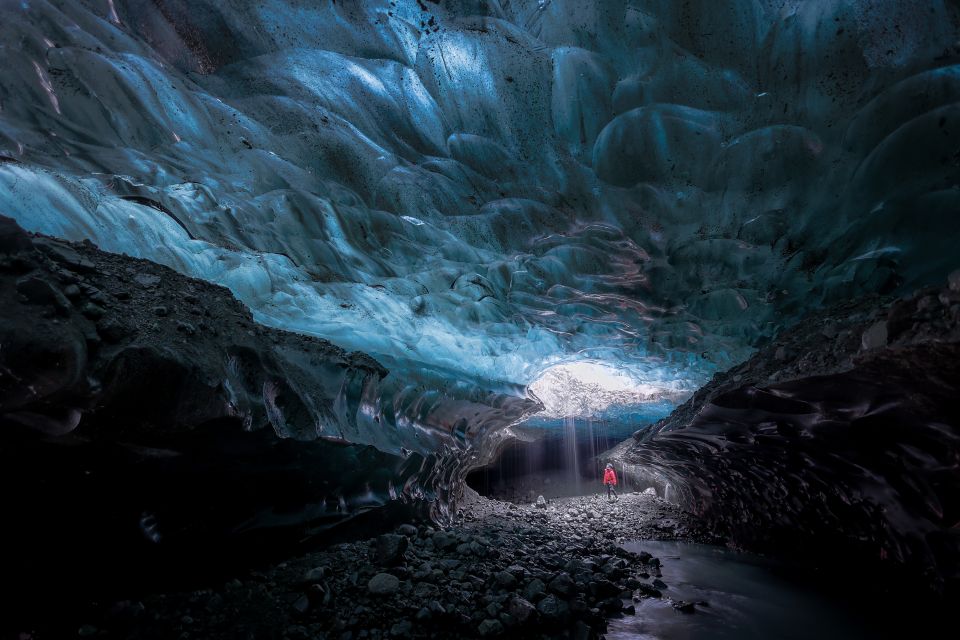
[609,540,902,640]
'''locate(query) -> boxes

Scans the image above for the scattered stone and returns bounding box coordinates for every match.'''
[134,273,161,288]
[81,302,105,319]
[367,573,400,595]
[523,578,546,601]
[672,600,696,613]
[495,570,516,588]
[535,495,547,509]
[47,478,709,640]
[292,595,310,613]
[390,620,412,637]
[477,618,503,637]
[507,597,536,624]
[861,320,888,350]
[536,594,569,623]
[303,567,326,583]
[374,533,408,567]
[949,269,960,292]
[547,572,576,597]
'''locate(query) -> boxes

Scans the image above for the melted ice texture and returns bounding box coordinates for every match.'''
[2,0,959,420]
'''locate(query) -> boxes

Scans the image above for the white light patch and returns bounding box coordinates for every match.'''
[528,361,681,418]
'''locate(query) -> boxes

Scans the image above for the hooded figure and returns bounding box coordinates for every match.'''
[603,463,619,501]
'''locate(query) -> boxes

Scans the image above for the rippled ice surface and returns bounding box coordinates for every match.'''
[609,541,878,640]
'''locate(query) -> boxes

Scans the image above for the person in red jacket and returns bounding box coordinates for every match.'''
[603,463,619,501]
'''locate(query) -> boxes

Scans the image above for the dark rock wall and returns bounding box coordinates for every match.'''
[0,215,442,603]
[609,277,960,594]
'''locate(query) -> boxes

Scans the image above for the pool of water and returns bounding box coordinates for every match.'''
[608,540,902,640]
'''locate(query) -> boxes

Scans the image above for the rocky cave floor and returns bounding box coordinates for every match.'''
[48,490,718,640]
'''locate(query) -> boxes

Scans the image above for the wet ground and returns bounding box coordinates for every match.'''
[609,541,870,640]
[11,490,942,640]
[13,491,710,640]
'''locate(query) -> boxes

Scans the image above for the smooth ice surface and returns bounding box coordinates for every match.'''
[2,0,959,429]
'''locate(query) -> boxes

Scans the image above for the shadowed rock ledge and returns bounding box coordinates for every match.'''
[609,273,960,597]
[0,215,441,610]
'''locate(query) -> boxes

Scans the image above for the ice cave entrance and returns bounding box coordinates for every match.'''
[468,362,679,501]
[528,361,677,419]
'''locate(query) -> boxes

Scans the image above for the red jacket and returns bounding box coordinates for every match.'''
[603,468,617,485]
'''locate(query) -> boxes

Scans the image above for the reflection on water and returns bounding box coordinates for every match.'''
[609,540,886,640]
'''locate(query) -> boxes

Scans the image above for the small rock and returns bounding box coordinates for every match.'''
[81,302,104,319]
[285,625,310,640]
[375,533,408,566]
[153,305,169,317]
[397,524,418,538]
[571,620,592,640]
[861,320,888,350]
[78,625,98,637]
[432,531,457,550]
[134,273,161,288]
[821,322,838,339]
[535,594,569,623]
[672,600,696,613]
[367,573,400,595]
[949,269,960,292]
[303,567,326,583]
[292,595,310,614]
[507,597,536,625]
[390,621,412,637]
[523,578,546,601]
[494,571,516,588]
[547,572,576,597]
[478,618,503,637]
[535,495,547,509]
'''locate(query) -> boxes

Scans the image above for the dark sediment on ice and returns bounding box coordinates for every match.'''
[0,216,441,618]
[609,274,960,597]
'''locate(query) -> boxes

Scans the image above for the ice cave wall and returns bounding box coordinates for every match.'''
[3,0,959,419]
[1,0,960,597]
[608,279,960,594]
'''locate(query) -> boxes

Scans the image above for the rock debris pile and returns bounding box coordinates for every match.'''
[72,491,715,640]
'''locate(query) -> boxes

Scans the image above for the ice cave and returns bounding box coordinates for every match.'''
[1,1,959,638]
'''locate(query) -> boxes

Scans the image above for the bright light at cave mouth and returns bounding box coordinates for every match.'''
[528,361,685,419]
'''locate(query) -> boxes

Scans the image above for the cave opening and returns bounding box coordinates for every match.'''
[466,361,676,501]
[465,418,646,502]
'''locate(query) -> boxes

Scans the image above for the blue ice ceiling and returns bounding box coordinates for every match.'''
[2,0,959,420]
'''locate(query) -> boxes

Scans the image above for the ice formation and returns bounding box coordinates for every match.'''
[2,0,960,612]
[2,1,959,438]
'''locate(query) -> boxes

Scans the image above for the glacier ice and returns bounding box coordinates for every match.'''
[1,0,959,445]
